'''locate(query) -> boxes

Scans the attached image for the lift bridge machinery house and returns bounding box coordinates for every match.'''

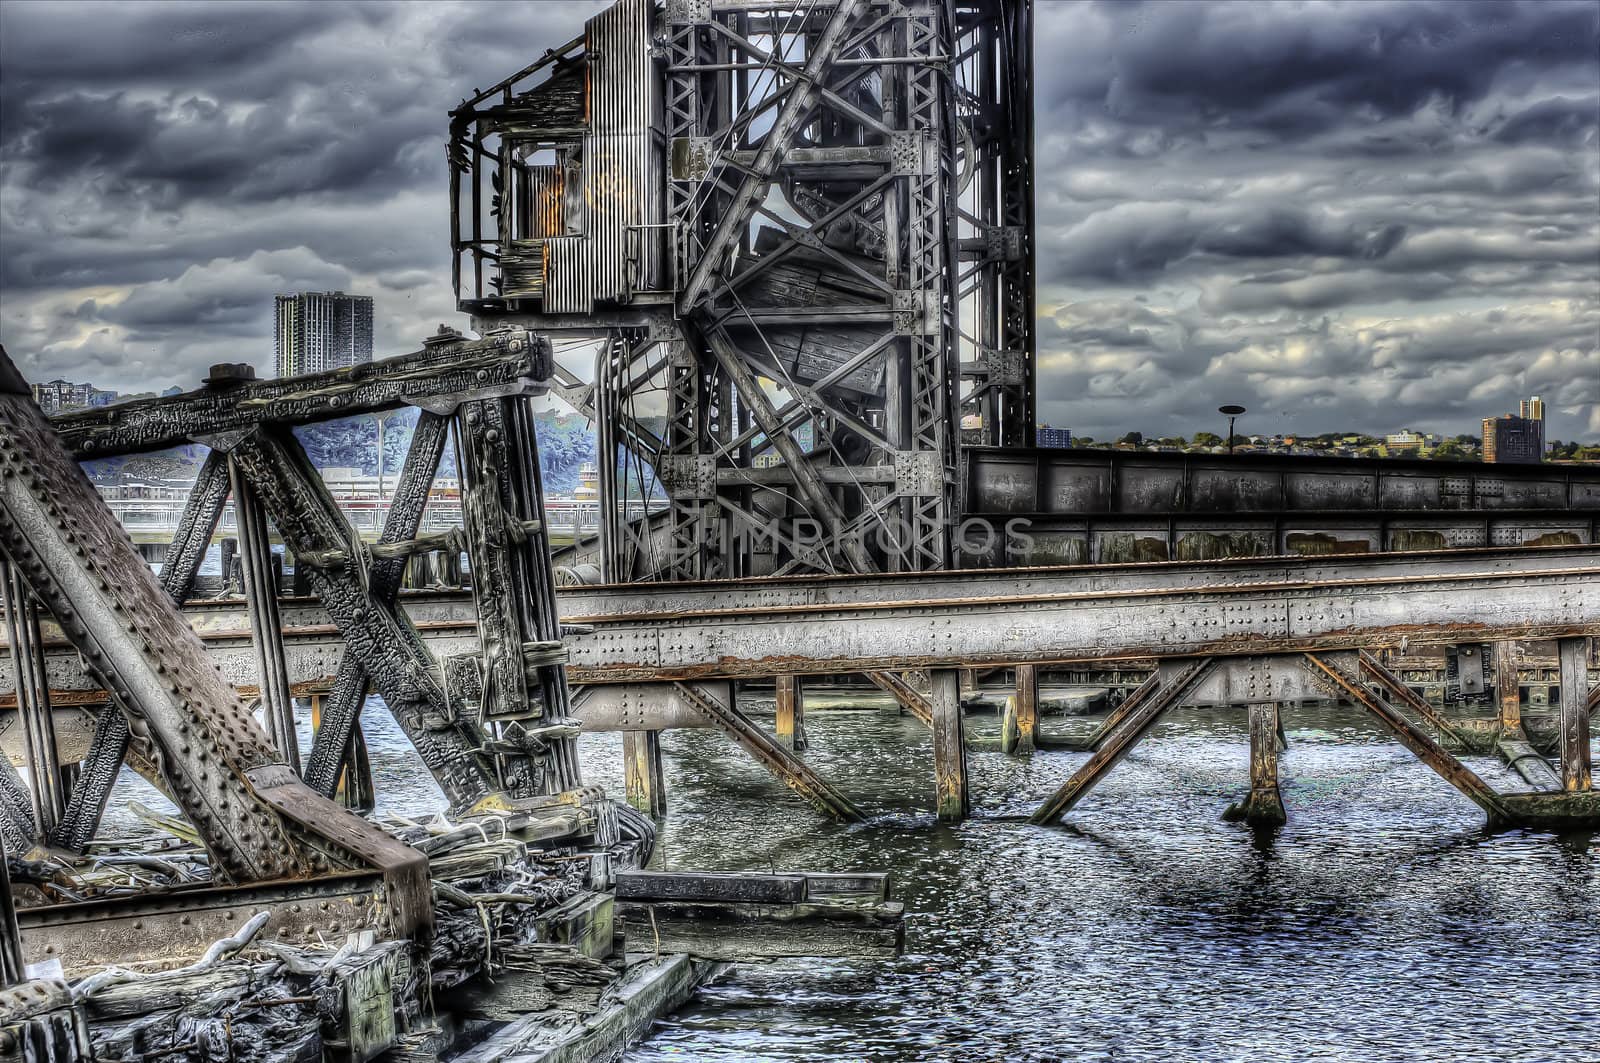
[450,0,1035,580]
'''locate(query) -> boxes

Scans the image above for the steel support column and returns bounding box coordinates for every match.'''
[1,560,62,836]
[227,457,299,770]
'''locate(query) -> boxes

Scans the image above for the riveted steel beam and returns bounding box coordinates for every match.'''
[302,410,451,799]
[224,425,516,810]
[2,355,433,927]
[53,329,550,459]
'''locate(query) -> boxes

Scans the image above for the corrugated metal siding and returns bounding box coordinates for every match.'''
[578,0,660,305]
[544,236,593,313]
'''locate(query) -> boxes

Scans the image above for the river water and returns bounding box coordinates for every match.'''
[591,694,1598,1063]
[103,692,1599,1061]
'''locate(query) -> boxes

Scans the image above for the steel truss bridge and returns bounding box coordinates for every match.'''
[0,4,1597,1049]
[6,339,1598,851]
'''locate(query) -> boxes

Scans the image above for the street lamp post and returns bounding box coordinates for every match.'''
[1219,404,1246,455]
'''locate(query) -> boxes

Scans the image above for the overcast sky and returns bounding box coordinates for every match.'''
[1,0,1596,441]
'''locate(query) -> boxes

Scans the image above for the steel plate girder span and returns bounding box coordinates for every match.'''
[7,544,1579,650]
[562,568,1597,682]
[5,556,1598,694]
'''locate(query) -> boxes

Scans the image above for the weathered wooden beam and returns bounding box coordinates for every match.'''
[775,675,806,751]
[622,730,666,818]
[1002,664,1037,756]
[1031,659,1216,825]
[1557,637,1592,792]
[1076,672,1162,752]
[1492,640,1521,734]
[865,671,932,727]
[671,682,862,822]
[617,898,903,962]
[931,670,967,822]
[1303,652,1512,822]
[1223,701,1287,828]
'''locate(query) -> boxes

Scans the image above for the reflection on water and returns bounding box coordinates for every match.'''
[99,694,1597,1061]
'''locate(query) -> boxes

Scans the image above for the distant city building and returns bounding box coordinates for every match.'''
[1036,425,1072,449]
[1518,396,1545,422]
[30,379,117,413]
[274,291,374,378]
[1482,415,1542,464]
[1385,430,1425,453]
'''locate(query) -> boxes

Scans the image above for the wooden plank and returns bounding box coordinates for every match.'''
[459,954,713,1063]
[617,900,903,962]
[800,872,889,900]
[615,871,807,905]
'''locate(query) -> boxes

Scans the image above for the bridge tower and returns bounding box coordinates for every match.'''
[448,0,1034,579]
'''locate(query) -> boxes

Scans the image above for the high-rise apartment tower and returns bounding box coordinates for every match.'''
[274,292,373,378]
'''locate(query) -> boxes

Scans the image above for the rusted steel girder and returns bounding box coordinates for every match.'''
[454,397,580,792]
[1302,651,1511,821]
[0,349,428,908]
[224,425,520,810]
[302,410,451,799]
[1031,658,1217,824]
[48,450,231,852]
[669,682,863,822]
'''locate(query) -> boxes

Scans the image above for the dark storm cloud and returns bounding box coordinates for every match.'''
[1045,0,1599,137]
[1026,0,1598,441]
[0,0,1595,441]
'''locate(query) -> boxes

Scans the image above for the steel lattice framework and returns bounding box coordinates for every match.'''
[449,0,1035,579]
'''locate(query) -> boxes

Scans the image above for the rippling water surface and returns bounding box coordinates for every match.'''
[103,693,1599,1061]
[590,696,1597,1063]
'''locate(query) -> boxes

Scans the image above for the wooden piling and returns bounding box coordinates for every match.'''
[1493,640,1521,734]
[1224,702,1287,828]
[1557,637,1592,792]
[775,675,807,752]
[931,670,968,822]
[623,730,667,817]
[1005,665,1038,756]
